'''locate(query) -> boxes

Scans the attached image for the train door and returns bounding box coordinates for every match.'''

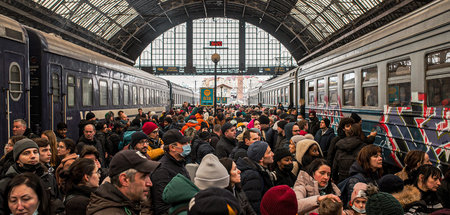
[289,82,294,107]
[299,79,306,117]
[50,64,63,131]
[4,52,27,138]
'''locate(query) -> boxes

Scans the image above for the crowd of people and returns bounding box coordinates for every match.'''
[0,103,449,215]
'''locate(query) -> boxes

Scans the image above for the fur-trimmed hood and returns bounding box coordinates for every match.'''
[392,185,421,207]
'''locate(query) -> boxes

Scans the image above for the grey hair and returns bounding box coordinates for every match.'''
[13,119,26,127]
[110,168,138,187]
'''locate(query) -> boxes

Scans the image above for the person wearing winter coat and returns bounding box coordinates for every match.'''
[236,141,274,214]
[314,118,335,157]
[399,165,443,214]
[142,122,165,160]
[277,122,301,150]
[230,129,260,161]
[293,159,341,215]
[216,122,238,159]
[308,111,320,136]
[344,145,383,206]
[191,131,215,163]
[272,148,297,187]
[332,123,366,183]
[326,117,355,168]
[162,174,200,215]
[220,157,257,215]
[292,139,323,175]
[77,124,106,166]
[86,150,160,215]
[119,118,141,150]
[63,158,99,215]
[437,168,450,209]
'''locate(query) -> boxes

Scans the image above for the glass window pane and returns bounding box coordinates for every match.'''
[329,89,338,104]
[67,76,75,107]
[82,78,93,106]
[344,89,355,106]
[318,79,325,88]
[146,88,150,104]
[99,80,107,106]
[309,92,315,105]
[318,90,325,104]
[388,83,411,107]
[139,87,144,105]
[329,76,337,86]
[9,63,22,100]
[363,86,378,106]
[124,85,129,105]
[113,82,119,106]
[133,86,137,105]
[52,74,60,102]
[343,72,355,85]
[427,78,450,107]
[362,67,378,82]
[388,59,411,78]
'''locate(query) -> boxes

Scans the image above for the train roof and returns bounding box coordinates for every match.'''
[25,26,166,84]
[0,15,26,44]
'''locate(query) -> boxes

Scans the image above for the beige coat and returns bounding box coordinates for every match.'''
[293,170,341,215]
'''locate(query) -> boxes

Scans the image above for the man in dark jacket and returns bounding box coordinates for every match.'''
[87,150,160,215]
[210,124,221,149]
[236,141,274,214]
[0,139,62,215]
[77,124,106,166]
[314,118,335,157]
[192,131,215,163]
[230,129,260,161]
[215,122,237,158]
[151,129,191,215]
[308,110,320,136]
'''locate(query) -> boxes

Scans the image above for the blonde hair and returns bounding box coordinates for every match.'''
[42,130,59,166]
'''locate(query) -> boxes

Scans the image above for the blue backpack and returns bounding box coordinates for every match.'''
[337,173,366,207]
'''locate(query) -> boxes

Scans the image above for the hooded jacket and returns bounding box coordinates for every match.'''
[293,170,341,215]
[56,153,78,187]
[162,174,200,215]
[332,136,365,183]
[276,122,295,150]
[86,182,141,215]
[345,162,381,205]
[292,139,323,175]
[77,135,105,166]
[236,157,274,214]
[181,121,200,134]
[314,128,335,157]
[65,185,97,215]
[230,141,250,161]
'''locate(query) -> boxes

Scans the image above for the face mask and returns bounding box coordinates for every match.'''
[283,163,294,172]
[180,144,191,157]
[352,205,366,214]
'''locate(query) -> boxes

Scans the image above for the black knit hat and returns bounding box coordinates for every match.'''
[378,174,404,194]
[189,187,240,215]
[86,112,96,120]
[131,131,148,149]
[273,148,292,163]
[221,122,235,135]
[259,115,270,125]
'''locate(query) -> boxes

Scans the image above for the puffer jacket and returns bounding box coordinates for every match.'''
[229,141,249,161]
[293,170,341,215]
[226,185,257,215]
[276,122,295,150]
[345,162,381,204]
[65,185,96,215]
[216,136,237,159]
[162,174,200,215]
[236,157,274,214]
[332,136,365,183]
[86,182,142,215]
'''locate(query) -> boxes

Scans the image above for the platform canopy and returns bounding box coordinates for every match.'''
[0,0,431,64]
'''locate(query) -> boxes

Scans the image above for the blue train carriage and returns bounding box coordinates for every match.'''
[169,81,195,108]
[259,69,297,109]
[25,27,170,140]
[0,15,29,146]
[299,0,450,168]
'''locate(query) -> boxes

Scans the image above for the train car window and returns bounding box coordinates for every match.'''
[146,89,150,105]
[51,74,60,103]
[362,67,378,107]
[124,85,129,105]
[82,78,93,107]
[280,89,284,103]
[426,49,450,70]
[285,88,289,105]
[343,72,355,106]
[67,76,75,107]
[308,81,315,105]
[328,76,338,105]
[9,63,22,101]
[156,91,160,104]
[139,87,144,105]
[113,82,119,106]
[388,83,410,107]
[318,79,325,104]
[132,86,137,105]
[99,80,108,106]
[427,78,450,107]
[388,59,411,107]
[388,59,411,78]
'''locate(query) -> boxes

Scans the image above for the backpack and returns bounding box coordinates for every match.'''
[337,173,366,207]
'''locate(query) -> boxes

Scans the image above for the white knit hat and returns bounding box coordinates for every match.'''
[194,154,230,190]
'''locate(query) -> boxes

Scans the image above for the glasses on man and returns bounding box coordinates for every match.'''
[151,130,159,134]
[139,139,149,144]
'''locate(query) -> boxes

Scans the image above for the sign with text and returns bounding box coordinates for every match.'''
[217,97,228,104]
[200,88,214,106]
[155,67,179,73]
[210,41,223,46]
